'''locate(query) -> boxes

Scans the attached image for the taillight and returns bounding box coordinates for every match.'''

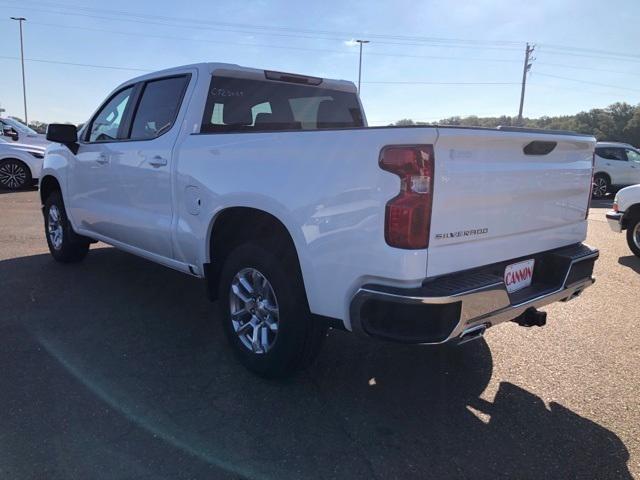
[379,145,434,249]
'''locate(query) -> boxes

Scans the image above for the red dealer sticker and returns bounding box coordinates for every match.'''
[504,259,535,293]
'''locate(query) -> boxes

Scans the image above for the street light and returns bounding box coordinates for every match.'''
[354,39,369,95]
[10,17,28,125]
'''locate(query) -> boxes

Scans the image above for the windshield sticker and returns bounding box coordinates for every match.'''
[211,88,244,98]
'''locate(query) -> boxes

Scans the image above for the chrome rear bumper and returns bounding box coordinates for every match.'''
[350,243,598,345]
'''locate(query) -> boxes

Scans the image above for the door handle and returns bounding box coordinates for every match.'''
[96,154,109,165]
[149,155,168,167]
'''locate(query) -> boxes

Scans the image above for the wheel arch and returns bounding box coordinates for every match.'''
[204,206,312,302]
[623,203,640,229]
[39,175,62,205]
[594,171,611,184]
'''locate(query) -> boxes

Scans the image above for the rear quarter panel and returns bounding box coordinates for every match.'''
[174,127,438,324]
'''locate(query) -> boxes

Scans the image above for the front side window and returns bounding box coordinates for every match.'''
[88,87,133,142]
[596,147,627,161]
[130,76,189,140]
[201,76,363,133]
[625,149,640,163]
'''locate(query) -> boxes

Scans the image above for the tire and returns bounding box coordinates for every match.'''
[0,159,32,190]
[218,242,327,378]
[44,191,90,263]
[626,217,640,258]
[592,174,610,199]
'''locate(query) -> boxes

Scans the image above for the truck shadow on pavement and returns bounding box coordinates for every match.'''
[0,247,632,480]
[618,255,640,274]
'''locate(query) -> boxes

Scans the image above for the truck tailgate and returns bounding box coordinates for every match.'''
[427,127,595,277]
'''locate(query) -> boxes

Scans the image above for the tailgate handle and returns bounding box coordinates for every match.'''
[523,141,557,156]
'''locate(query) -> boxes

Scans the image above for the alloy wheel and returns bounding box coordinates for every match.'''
[229,267,280,354]
[0,161,27,189]
[592,177,608,198]
[47,205,64,250]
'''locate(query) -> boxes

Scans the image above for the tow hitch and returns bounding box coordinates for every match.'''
[512,307,547,327]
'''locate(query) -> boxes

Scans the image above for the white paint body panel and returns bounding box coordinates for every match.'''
[41,62,596,329]
[0,142,45,179]
[615,184,640,214]
[428,128,594,277]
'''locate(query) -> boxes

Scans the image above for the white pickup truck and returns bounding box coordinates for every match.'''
[607,185,640,257]
[41,62,599,377]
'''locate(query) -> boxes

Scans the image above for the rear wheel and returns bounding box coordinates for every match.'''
[627,217,640,258]
[0,159,31,190]
[218,242,326,378]
[44,191,90,263]
[592,174,609,199]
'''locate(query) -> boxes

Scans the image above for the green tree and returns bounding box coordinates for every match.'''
[394,102,640,146]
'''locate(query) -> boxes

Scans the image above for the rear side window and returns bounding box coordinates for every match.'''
[201,76,363,133]
[130,75,190,140]
[596,147,627,161]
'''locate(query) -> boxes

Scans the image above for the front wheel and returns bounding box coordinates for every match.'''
[0,159,31,190]
[218,242,327,378]
[44,192,90,263]
[627,218,640,258]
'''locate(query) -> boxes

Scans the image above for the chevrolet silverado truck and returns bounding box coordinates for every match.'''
[607,185,640,257]
[41,63,599,377]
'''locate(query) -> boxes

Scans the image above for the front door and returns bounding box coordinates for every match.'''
[67,86,134,238]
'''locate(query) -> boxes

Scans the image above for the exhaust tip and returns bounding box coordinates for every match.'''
[457,324,488,345]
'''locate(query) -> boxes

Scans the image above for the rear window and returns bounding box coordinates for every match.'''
[201,76,363,133]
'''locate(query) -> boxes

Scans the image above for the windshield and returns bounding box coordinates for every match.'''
[2,117,38,135]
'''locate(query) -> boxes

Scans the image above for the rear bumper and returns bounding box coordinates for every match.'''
[350,243,598,344]
[606,211,623,233]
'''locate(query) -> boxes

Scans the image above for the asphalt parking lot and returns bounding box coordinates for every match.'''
[0,189,638,480]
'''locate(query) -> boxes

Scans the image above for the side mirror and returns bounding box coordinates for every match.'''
[46,124,78,153]
[2,127,19,141]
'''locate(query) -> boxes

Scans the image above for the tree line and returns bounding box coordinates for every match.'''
[394,102,640,146]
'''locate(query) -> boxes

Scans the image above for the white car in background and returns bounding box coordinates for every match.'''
[0,117,51,149]
[592,142,640,198]
[607,185,640,257]
[0,141,45,190]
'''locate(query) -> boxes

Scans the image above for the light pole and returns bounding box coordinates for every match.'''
[355,39,369,95]
[10,17,28,125]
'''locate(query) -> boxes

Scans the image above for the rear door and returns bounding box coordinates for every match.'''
[427,128,595,277]
[105,74,192,259]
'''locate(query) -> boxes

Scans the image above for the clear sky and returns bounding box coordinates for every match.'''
[1,0,639,125]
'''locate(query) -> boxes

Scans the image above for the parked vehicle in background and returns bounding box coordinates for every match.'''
[0,117,50,148]
[0,141,45,190]
[607,185,640,257]
[40,62,598,378]
[592,142,640,198]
